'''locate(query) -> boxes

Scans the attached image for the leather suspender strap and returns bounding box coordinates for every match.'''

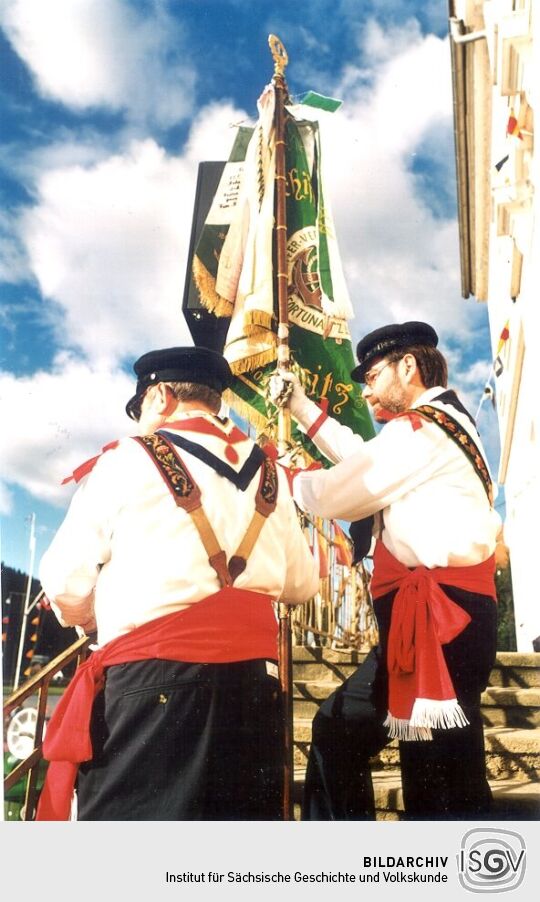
[136,434,231,586]
[229,454,278,580]
[410,404,493,505]
[134,434,278,587]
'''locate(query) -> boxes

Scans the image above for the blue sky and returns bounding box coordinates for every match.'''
[0,0,502,574]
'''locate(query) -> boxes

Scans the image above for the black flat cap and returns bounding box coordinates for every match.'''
[351,321,439,382]
[126,346,233,420]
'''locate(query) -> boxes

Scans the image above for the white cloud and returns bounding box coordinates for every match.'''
[0,0,195,127]
[358,17,425,64]
[20,139,195,365]
[458,358,493,388]
[0,481,13,516]
[183,102,252,165]
[14,102,246,368]
[0,210,29,283]
[0,356,135,510]
[2,18,502,506]
[313,27,484,347]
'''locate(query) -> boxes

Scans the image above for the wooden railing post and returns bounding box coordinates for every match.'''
[3,635,92,820]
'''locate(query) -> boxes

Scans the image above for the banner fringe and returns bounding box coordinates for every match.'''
[192,258,234,318]
[229,348,277,375]
[223,390,269,434]
[244,310,274,334]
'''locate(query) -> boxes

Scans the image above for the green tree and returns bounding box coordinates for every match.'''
[495,560,517,651]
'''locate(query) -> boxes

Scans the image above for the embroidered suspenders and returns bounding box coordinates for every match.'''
[408,404,493,505]
[135,433,278,587]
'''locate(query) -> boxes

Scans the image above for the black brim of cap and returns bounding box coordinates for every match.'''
[126,393,143,421]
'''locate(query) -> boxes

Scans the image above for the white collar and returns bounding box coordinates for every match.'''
[411,386,446,408]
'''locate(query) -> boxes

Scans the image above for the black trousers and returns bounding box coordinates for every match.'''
[302,585,497,820]
[77,658,284,820]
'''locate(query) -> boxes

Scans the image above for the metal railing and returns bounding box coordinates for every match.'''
[3,635,92,820]
[291,517,378,650]
[291,561,378,649]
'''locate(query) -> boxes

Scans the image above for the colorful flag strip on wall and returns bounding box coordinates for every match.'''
[494,320,510,377]
[506,110,523,140]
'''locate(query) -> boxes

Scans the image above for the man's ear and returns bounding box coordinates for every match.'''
[156,383,177,416]
[400,353,418,384]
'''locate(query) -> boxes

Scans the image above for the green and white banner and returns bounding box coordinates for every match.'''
[192,86,375,455]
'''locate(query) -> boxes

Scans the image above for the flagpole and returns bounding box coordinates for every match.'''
[13,513,36,690]
[475,369,495,421]
[269,33,295,821]
[269,33,292,449]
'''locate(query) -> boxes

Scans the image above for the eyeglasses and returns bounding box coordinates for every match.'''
[363,359,394,389]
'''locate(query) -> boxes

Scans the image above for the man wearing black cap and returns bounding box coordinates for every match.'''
[38,346,318,821]
[273,321,501,820]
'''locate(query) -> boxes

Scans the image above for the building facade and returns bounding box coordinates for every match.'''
[449,0,539,650]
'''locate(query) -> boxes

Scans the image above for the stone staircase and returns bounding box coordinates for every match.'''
[292,647,540,820]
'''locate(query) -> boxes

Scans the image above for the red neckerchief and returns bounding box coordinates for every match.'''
[371,541,496,741]
[61,441,120,485]
[162,417,248,463]
[374,409,425,430]
[35,587,277,820]
[61,418,251,484]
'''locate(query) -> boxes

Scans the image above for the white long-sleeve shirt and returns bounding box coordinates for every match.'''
[40,411,319,646]
[292,386,501,569]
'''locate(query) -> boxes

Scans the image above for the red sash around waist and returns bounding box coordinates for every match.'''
[36,588,277,820]
[371,541,496,740]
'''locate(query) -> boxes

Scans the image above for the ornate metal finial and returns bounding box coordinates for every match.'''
[268,34,288,77]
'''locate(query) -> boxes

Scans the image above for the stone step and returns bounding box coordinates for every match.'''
[292,648,540,688]
[489,653,540,688]
[483,727,540,781]
[292,767,540,821]
[291,647,369,683]
[291,649,540,820]
[292,680,540,726]
[292,679,338,719]
[293,719,540,782]
[480,687,540,728]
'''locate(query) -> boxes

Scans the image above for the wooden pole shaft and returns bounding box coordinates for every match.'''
[278,602,294,821]
[269,35,294,820]
[274,75,289,349]
[273,72,292,452]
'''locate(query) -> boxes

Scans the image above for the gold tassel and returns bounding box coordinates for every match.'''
[223,390,269,433]
[192,258,234,317]
[244,310,274,334]
[228,348,276,375]
[244,323,273,338]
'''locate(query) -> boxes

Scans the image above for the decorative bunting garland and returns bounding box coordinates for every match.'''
[506,110,523,140]
[494,321,510,378]
[23,612,42,676]
[495,101,530,171]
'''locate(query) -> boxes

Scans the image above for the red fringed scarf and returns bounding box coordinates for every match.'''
[371,541,496,741]
[36,588,277,820]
